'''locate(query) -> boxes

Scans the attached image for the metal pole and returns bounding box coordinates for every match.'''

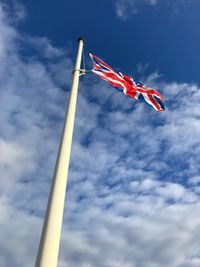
[35,37,84,267]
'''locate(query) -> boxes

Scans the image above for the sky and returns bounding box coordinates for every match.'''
[1,0,200,267]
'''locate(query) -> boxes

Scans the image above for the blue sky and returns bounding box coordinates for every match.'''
[1,1,200,267]
[18,0,200,83]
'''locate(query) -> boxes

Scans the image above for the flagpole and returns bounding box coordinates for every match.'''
[35,37,84,267]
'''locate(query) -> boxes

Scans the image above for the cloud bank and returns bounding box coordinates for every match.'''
[0,2,200,267]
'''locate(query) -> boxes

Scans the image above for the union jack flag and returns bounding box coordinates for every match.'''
[89,53,165,112]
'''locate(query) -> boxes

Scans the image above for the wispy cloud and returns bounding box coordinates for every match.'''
[1,2,200,267]
[115,0,159,21]
[2,0,27,22]
[114,0,192,20]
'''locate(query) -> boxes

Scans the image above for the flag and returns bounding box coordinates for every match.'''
[89,53,165,112]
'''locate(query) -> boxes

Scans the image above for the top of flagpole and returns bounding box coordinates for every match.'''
[78,37,84,44]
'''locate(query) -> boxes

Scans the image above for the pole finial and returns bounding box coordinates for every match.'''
[78,37,84,44]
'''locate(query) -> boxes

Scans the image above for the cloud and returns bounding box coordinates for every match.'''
[115,0,159,20]
[1,1,200,267]
[11,1,27,21]
[0,2,73,265]
[114,0,192,20]
[27,36,64,59]
[1,0,27,22]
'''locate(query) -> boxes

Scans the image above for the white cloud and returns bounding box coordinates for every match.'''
[12,1,27,21]
[1,2,200,267]
[27,36,64,59]
[115,0,159,20]
[114,0,192,20]
[189,176,200,184]
[1,0,27,22]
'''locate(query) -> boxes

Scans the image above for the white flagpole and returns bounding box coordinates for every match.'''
[35,37,84,267]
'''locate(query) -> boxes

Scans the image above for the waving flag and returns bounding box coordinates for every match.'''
[89,53,165,112]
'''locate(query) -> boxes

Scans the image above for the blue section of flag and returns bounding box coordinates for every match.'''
[154,95,165,110]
